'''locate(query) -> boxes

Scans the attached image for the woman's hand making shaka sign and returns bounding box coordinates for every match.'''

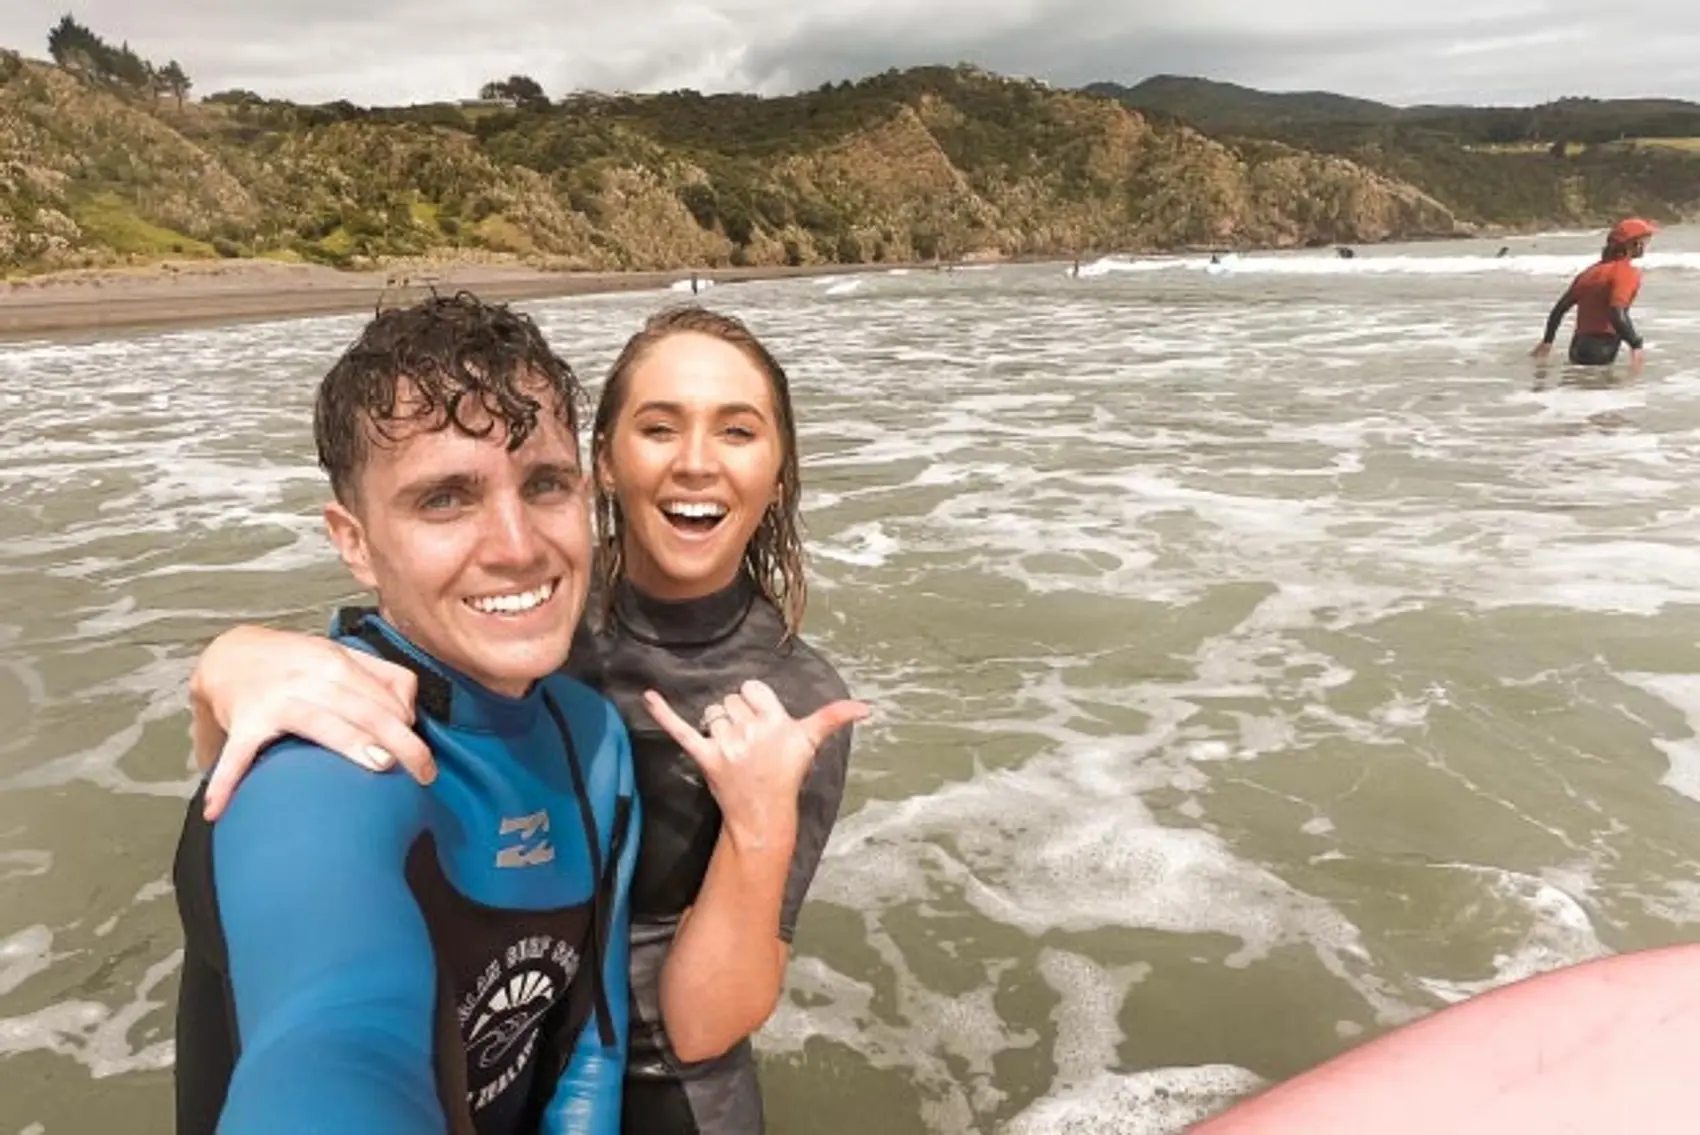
[642,679,870,851]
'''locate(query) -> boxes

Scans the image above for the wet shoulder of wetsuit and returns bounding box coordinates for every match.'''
[572,575,859,1135]
[172,611,640,1135]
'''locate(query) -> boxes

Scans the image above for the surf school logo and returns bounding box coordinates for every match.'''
[458,935,581,1112]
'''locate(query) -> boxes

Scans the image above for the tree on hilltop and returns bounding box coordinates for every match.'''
[106,39,151,88]
[46,14,102,74]
[478,74,548,108]
[505,74,545,105]
[45,13,178,99]
[157,59,191,107]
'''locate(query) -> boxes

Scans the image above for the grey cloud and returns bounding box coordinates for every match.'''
[1,0,1696,107]
[739,1,1700,104]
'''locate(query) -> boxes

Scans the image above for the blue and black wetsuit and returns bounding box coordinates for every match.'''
[172,611,641,1134]
[301,576,857,1134]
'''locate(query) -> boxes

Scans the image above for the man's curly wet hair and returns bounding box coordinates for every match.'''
[314,292,584,504]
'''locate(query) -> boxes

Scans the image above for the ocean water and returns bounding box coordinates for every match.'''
[4,227,1700,1132]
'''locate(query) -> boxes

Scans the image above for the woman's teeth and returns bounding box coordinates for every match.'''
[662,501,729,520]
[467,580,556,615]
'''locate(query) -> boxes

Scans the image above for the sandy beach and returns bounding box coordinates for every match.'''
[0,257,914,341]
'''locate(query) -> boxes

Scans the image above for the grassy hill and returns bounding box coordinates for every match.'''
[1088,75,1700,142]
[7,40,1700,279]
[1087,75,1700,231]
[1085,76,1398,130]
[2,51,1470,276]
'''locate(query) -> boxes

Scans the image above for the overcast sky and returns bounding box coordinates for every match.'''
[4,1,1697,108]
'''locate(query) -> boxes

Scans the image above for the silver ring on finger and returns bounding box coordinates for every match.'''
[700,704,730,732]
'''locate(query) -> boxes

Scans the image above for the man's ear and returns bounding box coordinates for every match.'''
[323,499,378,590]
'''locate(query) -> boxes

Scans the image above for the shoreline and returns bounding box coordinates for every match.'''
[0,225,1604,343]
[0,258,926,343]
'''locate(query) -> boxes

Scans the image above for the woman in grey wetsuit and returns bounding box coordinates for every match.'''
[188,304,869,1134]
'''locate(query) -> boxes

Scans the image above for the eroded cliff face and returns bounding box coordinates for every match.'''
[1,53,1468,276]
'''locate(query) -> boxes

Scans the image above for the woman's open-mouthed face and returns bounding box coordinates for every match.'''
[597,330,786,602]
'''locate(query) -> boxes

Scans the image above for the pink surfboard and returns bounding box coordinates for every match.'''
[1191,944,1700,1134]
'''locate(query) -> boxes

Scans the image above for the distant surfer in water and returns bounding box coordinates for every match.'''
[1531,217,1655,369]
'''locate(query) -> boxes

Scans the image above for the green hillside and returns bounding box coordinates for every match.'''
[1086,75,1700,231]
[1085,76,1397,130]
[0,43,1467,277]
[4,18,1699,279]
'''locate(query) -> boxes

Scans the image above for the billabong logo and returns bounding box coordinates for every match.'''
[495,810,554,868]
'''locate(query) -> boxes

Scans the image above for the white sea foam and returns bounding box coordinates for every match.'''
[1081,250,1700,278]
[813,727,1415,1027]
[0,926,55,998]
[0,950,179,1078]
[0,852,51,883]
[1003,1065,1267,1134]
[1619,673,1700,803]
[813,521,902,567]
[762,940,1043,1128]
[1413,865,1608,1003]
[1038,948,1152,1084]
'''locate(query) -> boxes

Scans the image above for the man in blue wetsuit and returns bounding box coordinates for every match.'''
[172,292,640,1134]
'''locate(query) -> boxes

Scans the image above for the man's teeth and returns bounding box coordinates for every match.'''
[468,581,555,615]
[662,501,728,519]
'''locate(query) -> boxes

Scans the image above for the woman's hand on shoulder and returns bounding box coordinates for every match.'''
[642,679,869,852]
[192,624,434,821]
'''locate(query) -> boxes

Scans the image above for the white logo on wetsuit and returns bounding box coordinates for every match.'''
[496,810,555,868]
[458,934,582,1112]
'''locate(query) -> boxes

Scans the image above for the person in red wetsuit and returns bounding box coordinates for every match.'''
[1532,217,1656,368]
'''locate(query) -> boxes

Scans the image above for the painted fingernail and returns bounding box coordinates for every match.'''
[359,744,396,771]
